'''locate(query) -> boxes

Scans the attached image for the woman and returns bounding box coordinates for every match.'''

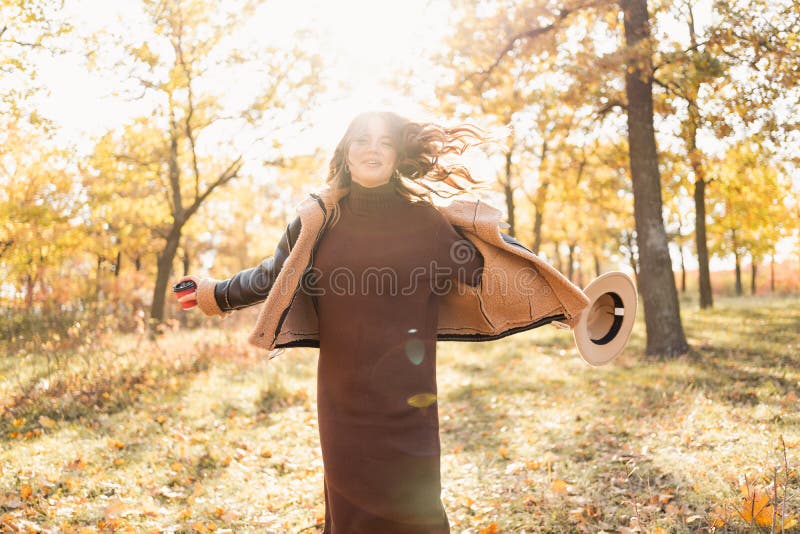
[178,111,487,533]
[175,111,591,533]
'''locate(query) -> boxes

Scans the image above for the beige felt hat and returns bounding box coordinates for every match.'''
[572,271,637,366]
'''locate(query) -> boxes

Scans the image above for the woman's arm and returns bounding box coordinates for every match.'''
[192,215,303,316]
[436,215,484,288]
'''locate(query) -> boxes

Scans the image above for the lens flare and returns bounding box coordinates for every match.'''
[407,393,437,408]
[405,338,425,365]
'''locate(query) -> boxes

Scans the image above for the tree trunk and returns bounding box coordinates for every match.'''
[143,67,242,327]
[750,259,757,295]
[24,273,34,309]
[39,266,52,314]
[685,2,713,309]
[679,244,686,294]
[732,229,742,296]
[532,141,549,255]
[180,250,190,327]
[114,250,121,278]
[620,0,689,356]
[554,242,563,274]
[503,150,516,237]
[692,159,713,308]
[770,253,775,292]
[625,230,639,288]
[567,242,576,283]
[734,253,742,296]
[532,202,545,255]
[152,107,185,326]
[594,253,601,278]
[151,228,181,325]
[96,256,103,298]
[135,255,141,272]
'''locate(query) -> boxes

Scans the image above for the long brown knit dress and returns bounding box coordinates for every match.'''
[310,179,484,534]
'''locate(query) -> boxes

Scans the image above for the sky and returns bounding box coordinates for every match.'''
[26,0,796,271]
[35,0,719,156]
[35,0,449,153]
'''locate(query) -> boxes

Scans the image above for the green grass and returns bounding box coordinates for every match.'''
[0,296,798,533]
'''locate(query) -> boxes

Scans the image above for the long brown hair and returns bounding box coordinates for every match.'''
[320,111,490,230]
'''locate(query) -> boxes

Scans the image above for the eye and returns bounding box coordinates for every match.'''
[381,140,394,148]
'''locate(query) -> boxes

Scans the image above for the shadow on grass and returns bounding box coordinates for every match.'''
[436,296,798,531]
[441,384,504,453]
[0,348,213,441]
[608,295,800,411]
[440,350,730,532]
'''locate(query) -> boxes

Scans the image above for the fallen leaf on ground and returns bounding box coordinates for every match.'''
[551,479,568,495]
[738,485,773,526]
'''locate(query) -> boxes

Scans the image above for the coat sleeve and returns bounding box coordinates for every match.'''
[435,215,484,288]
[195,215,302,316]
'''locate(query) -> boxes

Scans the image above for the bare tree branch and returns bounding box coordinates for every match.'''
[653,76,693,105]
[597,100,627,117]
[477,9,573,85]
[652,40,709,72]
[113,152,173,213]
[184,156,244,221]
[167,102,183,220]
[172,0,202,204]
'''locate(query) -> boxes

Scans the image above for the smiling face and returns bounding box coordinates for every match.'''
[346,115,399,187]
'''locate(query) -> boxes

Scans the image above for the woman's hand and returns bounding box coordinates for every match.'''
[173,274,201,310]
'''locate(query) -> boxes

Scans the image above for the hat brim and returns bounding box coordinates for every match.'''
[572,271,637,366]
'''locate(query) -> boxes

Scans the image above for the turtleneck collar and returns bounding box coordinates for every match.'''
[346,179,401,215]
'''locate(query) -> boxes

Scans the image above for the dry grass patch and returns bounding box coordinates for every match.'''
[1,295,798,532]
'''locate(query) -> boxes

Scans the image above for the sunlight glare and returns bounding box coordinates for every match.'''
[256,0,450,151]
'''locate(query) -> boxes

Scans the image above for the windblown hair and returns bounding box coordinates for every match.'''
[320,111,490,230]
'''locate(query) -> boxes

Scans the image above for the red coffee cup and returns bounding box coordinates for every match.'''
[173,280,197,309]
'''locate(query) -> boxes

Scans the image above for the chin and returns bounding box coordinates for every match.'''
[356,173,392,186]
